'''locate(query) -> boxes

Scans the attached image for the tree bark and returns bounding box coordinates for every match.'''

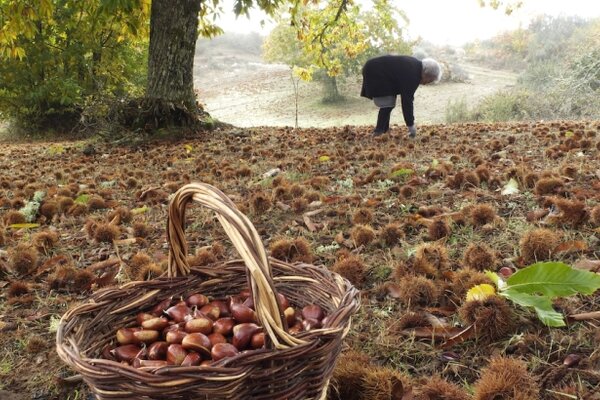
[322,75,342,103]
[146,0,200,111]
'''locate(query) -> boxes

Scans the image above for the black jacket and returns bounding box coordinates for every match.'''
[360,55,423,126]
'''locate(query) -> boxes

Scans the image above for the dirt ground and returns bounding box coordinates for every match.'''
[194,54,516,129]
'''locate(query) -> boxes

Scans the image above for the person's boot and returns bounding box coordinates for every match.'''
[373,107,393,136]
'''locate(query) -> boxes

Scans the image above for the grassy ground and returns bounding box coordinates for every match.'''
[0,120,599,399]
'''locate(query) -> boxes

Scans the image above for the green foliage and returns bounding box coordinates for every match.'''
[487,262,600,327]
[445,97,471,124]
[466,16,600,121]
[74,194,90,204]
[506,262,600,297]
[358,0,412,62]
[263,0,411,102]
[0,0,149,131]
[477,0,523,15]
[473,90,531,122]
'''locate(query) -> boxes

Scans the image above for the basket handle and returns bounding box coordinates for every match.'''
[167,183,306,349]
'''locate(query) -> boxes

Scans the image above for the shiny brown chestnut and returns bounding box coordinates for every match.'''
[165,304,191,323]
[211,342,239,362]
[142,317,170,331]
[284,307,296,327]
[165,330,187,344]
[211,300,230,318]
[181,332,212,358]
[301,304,324,321]
[147,341,169,360]
[185,293,209,307]
[166,344,188,366]
[116,327,136,345]
[111,344,142,363]
[250,332,265,349]
[230,303,256,323]
[199,304,220,320]
[132,329,160,344]
[232,323,260,350]
[301,318,322,331]
[150,298,173,316]
[213,317,235,336]
[208,332,227,346]
[184,316,213,335]
[181,352,202,367]
[136,312,154,326]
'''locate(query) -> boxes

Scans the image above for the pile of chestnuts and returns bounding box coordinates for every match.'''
[102,290,328,369]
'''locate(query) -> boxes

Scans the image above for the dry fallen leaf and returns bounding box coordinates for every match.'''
[303,215,317,232]
[441,324,476,349]
[554,240,588,254]
[572,259,600,272]
[568,311,600,321]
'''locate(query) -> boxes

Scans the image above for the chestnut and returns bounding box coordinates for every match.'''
[210,300,230,318]
[165,330,187,344]
[136,312,154,326]
[277,293,289,310]
[288,322,304,335]
[133,329,160,344]
[242,296,254,310]
[208,332,227,346]
[250,332,265,349]
[165,304,191,323]
[181,352,202,367]
[166,344,188,366]
[147,341,169,360]
[150,298,173,316]
[185,293,209,307]
[229,295,243,306]
[230,303,256,323]
[181,333,212,358]
[184,316,213,335]
[284,307,296,327]
[302,304,324,321]
[112,344,142,363]
[142,317,169,331]
[199,304,220,320]
[213,318,235,336]
[211,343,239,362]
[301,318,322,331]
[232,323,260,350]
[116,328,136,345]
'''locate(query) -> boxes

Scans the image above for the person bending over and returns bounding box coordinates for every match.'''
[361,55,442,137]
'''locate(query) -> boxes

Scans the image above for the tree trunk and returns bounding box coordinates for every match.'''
[322,75,342,103]
[145,0,201,126]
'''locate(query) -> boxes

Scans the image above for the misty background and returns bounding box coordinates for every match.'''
[195,1,600,128]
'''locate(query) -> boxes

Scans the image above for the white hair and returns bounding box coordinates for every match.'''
[422,58,442,84]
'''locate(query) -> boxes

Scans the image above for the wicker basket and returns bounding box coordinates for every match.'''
[56,183,360,399]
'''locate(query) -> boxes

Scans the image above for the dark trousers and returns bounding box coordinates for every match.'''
[375,107,394,133]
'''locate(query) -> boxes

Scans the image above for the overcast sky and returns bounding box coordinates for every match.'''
[215,0,600,46]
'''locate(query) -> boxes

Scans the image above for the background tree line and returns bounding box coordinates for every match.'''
[447,14,600,122]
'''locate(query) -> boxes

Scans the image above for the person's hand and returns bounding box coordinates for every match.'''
[408,125,417,138]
